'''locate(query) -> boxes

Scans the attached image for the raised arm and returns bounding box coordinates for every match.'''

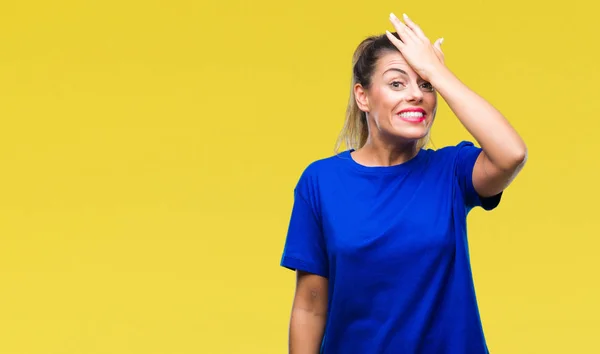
[428,62,527,198]
[387,13,528,197]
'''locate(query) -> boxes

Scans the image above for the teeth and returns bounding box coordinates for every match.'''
[399,112,424,118]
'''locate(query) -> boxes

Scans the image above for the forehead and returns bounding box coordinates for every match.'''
[375,51,416,75]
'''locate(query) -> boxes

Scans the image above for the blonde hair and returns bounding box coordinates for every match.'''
[334,32,432,153]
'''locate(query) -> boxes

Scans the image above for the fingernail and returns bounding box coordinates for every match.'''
[440,38,444,44]
[390,12,398,20]
[403,13,409,20]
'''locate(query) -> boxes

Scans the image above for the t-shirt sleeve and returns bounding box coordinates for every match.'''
[280,180,329,278]
[455,141,502,211]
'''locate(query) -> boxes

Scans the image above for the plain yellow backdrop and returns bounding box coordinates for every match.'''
[0,0,598,353]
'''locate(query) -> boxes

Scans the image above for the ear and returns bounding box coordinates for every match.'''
[354,83,369,113]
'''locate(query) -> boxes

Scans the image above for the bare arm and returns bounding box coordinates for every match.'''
[289,271,328,354]
[430,67,528,197]
[387,13,528,198]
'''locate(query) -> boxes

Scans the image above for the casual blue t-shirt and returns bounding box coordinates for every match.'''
[280,141,502,354]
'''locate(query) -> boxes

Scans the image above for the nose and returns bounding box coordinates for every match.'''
[405,83,423,103]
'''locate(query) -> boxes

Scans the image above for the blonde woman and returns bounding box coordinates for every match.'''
[280,12,527,354]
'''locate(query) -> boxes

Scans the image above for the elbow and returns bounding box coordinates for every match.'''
[506,144,528,171]
[293,290,328,317]
[494,143,528,172]
[513,144,528,167]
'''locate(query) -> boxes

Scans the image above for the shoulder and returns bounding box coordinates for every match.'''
[423,140,482,167]
[427,140,480,157]
[298,150,349,178]
[293,151,350,195]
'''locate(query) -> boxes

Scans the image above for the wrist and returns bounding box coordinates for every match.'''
[429,65,458,93]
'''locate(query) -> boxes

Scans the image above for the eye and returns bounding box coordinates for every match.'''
[390,81,406,88]
[420,82,434,91]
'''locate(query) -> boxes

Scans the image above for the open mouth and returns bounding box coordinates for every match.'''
[396,110,426,123]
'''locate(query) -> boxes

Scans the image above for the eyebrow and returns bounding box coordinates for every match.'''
[383,68,408,76]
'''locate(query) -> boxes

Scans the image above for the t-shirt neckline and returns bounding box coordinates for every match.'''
[339,148,426,174]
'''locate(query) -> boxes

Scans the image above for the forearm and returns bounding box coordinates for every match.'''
[431,66,527,170]
[289,307,326,354]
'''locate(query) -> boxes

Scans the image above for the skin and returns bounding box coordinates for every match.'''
[385,12,527,198]
[289,271,328,354]
[352,50,438,167]
[288,12,527,354]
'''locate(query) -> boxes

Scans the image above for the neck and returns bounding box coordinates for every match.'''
[353,137,420,167]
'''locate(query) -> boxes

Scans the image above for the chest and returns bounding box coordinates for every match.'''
[319,172,458,261]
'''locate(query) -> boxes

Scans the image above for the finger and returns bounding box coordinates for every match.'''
[402,13,429,42]
[433,38,445,61]
[385,30,405,51]
[433,38,444,52]
[389,13,417,43]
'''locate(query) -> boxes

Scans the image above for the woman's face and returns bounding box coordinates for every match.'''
[356,51,438,145]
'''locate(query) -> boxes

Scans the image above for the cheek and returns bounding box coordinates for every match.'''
[425,94,437,112]
[426,92,437,105]
[369,90,396,118]
[419,94,436,122]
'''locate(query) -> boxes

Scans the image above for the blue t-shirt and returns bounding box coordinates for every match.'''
[280,141,502,354]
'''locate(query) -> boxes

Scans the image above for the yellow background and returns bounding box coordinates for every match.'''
[0,0,597,353]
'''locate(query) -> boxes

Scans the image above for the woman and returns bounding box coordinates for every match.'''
[280,12,527,354]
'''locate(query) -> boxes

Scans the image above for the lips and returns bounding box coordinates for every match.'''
[396,108,426,123]
[397,107,426,115]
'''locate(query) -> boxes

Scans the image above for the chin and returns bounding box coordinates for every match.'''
[389,125,429,141]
